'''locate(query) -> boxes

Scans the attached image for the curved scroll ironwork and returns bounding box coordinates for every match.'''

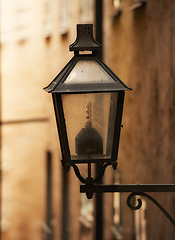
[71,164,87,184]
[71,162,112,185]
[127,192,175,226]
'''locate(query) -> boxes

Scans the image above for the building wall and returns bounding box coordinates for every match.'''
[0,0,94,240]
[1,1,174,240]
[104,0,175,239]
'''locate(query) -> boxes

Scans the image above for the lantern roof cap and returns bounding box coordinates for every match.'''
[44,54,132,94]
[44,24,132,94]
[69,24,101,52]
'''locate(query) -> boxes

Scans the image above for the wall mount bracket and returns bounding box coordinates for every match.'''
[80,183,175,226]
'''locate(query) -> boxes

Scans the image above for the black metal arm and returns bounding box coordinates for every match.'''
[80,184,175,193]
[80,183,175,226]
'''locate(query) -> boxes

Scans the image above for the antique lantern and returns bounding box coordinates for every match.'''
[44,24,131,184]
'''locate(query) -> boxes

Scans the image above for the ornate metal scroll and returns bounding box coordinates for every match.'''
[71,162,112,185]
[80,183,175,225]
[127,192,175,226]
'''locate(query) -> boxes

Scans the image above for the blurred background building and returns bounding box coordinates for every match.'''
[0,0,174,240]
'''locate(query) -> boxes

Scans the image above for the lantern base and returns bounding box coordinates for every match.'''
[71,161,117,185]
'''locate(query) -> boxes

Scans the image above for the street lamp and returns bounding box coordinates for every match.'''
[44,24,131,187]
[44,24,175,226]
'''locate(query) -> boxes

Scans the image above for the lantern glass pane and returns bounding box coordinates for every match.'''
[61,92,118,162]
[63,60,115,84]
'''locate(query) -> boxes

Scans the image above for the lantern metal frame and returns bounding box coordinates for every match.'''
[44,24,131,184]
[44,24,175,227]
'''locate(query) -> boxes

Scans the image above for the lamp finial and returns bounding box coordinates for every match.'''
[69,24,101,52]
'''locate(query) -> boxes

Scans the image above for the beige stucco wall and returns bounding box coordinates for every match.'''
[0,0,94,240]
[2,0,174,240]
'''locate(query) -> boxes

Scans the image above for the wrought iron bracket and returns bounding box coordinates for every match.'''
[80,184,175,226]
[71,162,113,185]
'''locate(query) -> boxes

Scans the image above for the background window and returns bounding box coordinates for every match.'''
[111,170,123,239]
[134,197,147,240]
[79,193,94,239]
[80,0,93,23]
[112,0,122,17]
[59,0,69,35]
[15,0,32,42]
[43,0,52,38]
